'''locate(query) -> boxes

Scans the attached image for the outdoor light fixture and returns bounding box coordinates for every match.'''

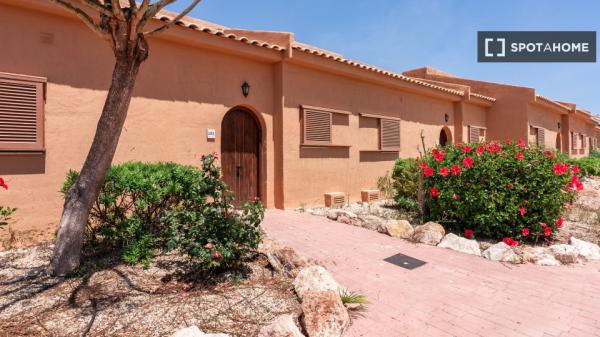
[558,122,561,129]
[444,113,449,123]
[241,81,250,97]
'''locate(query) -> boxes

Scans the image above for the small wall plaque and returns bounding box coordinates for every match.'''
[207,128,216,140]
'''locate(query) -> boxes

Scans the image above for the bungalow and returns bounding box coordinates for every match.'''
[0,0,597,242]
[403,67,600,157]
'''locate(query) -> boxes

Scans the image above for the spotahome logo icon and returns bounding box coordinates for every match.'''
[478,31,596,62]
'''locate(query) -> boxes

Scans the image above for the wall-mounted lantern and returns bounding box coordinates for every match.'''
[558,122,561,129]
[444,113,449,123]
[241,81,250,98]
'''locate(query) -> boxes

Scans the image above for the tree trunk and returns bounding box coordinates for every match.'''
[49,46,146,276]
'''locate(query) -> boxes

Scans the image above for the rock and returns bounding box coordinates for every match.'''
[412,222,445,245]
[258,314,304,337]
[482,242,521,263]
[570,237,600,260]
[437,233,481,256]
[358,215,386,233]
[336,215,360,227]
[293,266,341,299]
[384,220,414,239]
[310,208,328,217]
[521,247,561,266]
[301,290,349,337]
[326,209,357,221]
[549,244,580,264]
[171,326,230,337]
[267,247,311,278]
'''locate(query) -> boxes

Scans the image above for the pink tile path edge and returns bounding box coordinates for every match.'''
[262,210,600,337]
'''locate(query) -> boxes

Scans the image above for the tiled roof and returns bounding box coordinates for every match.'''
[291,44,467,97]
[470,92,496,102]
[154,12,287,51]
[535,95,571,111]
[156,10,494,101]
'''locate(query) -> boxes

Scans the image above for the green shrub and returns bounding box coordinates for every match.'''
[418,141,581,243]
[570,156,600,177]
[391,158,420,212]
[0,177,15,229]
[61,154,264,271]
[589,149,600,159]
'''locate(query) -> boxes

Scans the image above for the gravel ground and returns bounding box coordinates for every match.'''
[0,245,301,337]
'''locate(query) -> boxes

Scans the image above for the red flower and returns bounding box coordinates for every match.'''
[544,226,552,237]
[576,182,583,191]
[432,148,439,155]
[439,166,449,177]
[452,193,460,199]
[522,228,530,237]
[430,187,440,197]
[516,152,524,161]
[555,217,564,228]
[423,167,434,177]
[486,142,501,153]
[572,165,580,174]
[434,151,446,162]
[464,229,473,239]
[507,182,514,188]
[519,207,527,216]
[568,175,581,190]
[553,164,566,175]
[204,242,214,249]
[503,237,519,246]
[419,162,427,169]
[462,145,472,153]
[0,177,7,190]
[450,164,461,176]
[517,139,526,150]
[463,156,474,168]
[212,251,222,259]
[505,139,513,145]
[476,146,485,155]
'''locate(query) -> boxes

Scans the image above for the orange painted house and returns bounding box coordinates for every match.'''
[0,0,598,243]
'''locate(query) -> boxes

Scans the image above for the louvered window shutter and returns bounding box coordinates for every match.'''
[380,119,400,150]
[469,126,480,143]
[572,133,578,150]
[537,128,545,148]
[0,73,45,151]
[303,109,332,145]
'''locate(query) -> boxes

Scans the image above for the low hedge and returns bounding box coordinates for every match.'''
[415,140,582,244]
[61,154,264,271]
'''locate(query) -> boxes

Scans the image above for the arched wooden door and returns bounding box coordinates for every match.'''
[439,127,452,146]
[221,108,260,206]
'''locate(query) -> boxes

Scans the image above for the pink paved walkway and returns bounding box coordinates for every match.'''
[262,210,600,337]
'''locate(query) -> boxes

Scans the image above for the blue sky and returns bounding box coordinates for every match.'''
[170,0,600,114]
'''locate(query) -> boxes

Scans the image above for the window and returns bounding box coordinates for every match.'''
[300,105,351,146]
[529,126,546,148]
[468,126,485,143]
[0,72,46,151]
[571,132,578,150]
[380,119,400,150]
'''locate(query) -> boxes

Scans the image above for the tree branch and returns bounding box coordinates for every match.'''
[143,0,201,36]
[74,0,112,16]
[110,0,125,20]
[50,0,110,40]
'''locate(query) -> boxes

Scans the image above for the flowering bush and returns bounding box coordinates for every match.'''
[391,159,420,212]
[418,140,581,244]
[61,154,264,271]
[0,177,16,229]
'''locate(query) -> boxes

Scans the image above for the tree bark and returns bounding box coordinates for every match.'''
[49,40,147,276]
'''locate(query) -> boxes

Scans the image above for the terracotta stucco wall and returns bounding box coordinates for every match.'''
[0,3,278,241]
[279,63,456,208]
[527,104,562,150]
[568,114,596,158]
[462,104,487,143]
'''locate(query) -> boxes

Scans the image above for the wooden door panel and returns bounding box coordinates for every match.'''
[221,109,259,206]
